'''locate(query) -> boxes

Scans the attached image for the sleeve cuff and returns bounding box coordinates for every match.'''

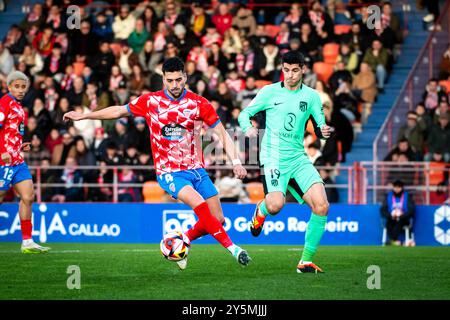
[210,119,221,128]
[125,104,132,115]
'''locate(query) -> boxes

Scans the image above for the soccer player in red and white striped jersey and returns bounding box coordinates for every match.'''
[64,58,251,269]
[0,71,50,253]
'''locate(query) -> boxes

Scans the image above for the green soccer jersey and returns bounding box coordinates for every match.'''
[238,81,325,166]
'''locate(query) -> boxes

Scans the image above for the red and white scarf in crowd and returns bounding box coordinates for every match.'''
[236,51,255,74]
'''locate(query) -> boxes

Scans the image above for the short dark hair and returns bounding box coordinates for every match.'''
[393,180,404,188]
[281,50,306,67]
[162,57,185,74]
[106,141,117,150]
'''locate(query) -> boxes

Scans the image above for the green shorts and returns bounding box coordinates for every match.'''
[260,159,323,204]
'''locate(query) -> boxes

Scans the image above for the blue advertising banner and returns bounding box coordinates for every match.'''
[0,203,448,245]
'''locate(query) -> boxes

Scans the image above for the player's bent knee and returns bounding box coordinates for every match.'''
[313,201,329,216]
[266,201,284,215]
[21,193,35,206]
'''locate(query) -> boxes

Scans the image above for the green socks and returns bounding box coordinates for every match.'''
[301,213,327,263]
[259,200,270,216]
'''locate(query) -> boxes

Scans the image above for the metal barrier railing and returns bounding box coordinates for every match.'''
[17,164,353,204]
[4,162,447,204]
[360,161,450,205]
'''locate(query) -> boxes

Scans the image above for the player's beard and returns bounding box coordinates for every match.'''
[169,87,183,99]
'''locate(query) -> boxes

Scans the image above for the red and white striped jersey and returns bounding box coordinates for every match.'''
[127,89,220,175]
[0,94,26,166]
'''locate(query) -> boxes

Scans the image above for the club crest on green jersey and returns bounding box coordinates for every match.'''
[299,101,308,112]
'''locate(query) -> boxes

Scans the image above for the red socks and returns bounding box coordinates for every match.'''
[185,221,207,242]
[185,202,233,248]
[20,219,32,240]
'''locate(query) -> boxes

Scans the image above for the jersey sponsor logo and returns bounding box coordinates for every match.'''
[0,112,5,122]
[274,102,283,106]
[271,179,278,187]
[0,204,121,242]
[284,113,296,131]
[169,182,176,193]
[279,132,301,139]
[0,180,5,188]
[299,101,308,112]
[161,123,186,141]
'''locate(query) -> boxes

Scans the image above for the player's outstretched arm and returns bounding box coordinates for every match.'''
[212,122,247,179]
[63,105,130,122]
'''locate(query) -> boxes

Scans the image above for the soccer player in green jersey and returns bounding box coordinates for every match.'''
[238,51,334,273]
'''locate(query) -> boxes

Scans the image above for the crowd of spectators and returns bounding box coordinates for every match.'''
[0,0,409,202]
[384,46,450,204]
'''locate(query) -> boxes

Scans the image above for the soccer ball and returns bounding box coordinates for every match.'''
[160,231,190,261]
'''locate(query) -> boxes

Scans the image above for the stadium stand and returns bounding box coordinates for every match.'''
[0,0,448,204]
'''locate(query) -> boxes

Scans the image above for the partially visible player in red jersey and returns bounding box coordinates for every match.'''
[64,57,251,269]
[0,71,50,253]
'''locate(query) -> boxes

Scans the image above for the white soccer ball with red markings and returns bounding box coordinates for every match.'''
[160,231,190,261]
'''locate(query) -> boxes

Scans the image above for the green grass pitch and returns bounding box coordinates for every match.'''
[0,243,449,300]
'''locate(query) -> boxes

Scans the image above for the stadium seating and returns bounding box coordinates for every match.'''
[142,181,166,203]
[426,162,447,185]
[438,80,450,93]
[322,43,340,64]
[264,24,281,38]
[334,24,352,35]
[313,62,334,83]
[254,80,272,89]
[245,182,265,203]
